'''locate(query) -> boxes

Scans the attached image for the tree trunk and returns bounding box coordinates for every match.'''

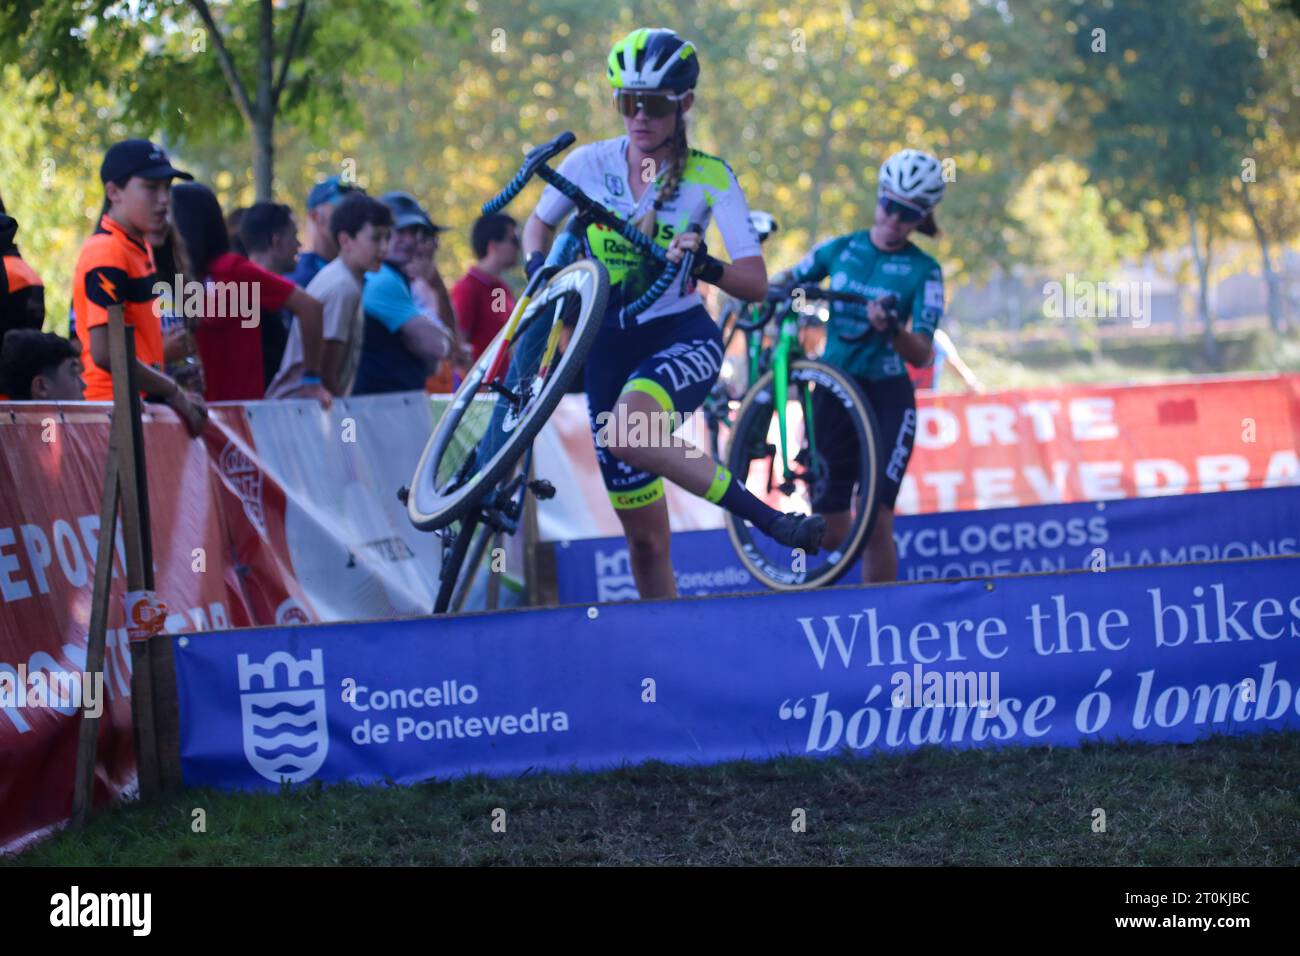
[1241,180,1287,334]
[253,0,276,202]
[1188,204,1217,366]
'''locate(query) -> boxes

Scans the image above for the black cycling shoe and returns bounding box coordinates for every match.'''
[767,512,826,554]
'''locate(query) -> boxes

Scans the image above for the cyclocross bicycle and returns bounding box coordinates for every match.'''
[718,284,901,591]
[401,131,700,613]
[702,292,822,458]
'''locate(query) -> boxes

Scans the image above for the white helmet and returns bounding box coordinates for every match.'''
[878,149,946,211]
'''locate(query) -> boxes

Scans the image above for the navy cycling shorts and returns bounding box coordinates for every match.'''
[808,373,917,513]
[584,304,724,510]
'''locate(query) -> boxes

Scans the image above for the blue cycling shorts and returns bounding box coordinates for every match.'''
[584,304,723,510]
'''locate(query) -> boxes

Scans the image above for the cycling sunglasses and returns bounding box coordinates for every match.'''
[614,90,687,119]
[878,195,926,223]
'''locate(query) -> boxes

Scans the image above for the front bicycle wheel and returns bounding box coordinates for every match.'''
[407,259,609,531]
[725,360,881,590]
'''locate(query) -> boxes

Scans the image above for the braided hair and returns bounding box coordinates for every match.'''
[634,107,689,240]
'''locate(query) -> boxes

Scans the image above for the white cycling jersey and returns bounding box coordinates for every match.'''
[534,135,762,325]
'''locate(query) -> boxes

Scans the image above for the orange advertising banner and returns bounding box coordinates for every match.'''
[0,402,251,851]
[895,374,1300,514]
[0,396,433,852]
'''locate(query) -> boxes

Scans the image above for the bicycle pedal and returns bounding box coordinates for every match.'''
[528,478,556,500]
[396,485,410,504]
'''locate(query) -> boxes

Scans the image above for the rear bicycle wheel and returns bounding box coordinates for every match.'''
[407,259,608,531]
[724,359,881,590]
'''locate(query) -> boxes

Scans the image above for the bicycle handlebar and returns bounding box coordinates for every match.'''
[481,131,575,215]
[480,131,691,322]
[734,284,901,340]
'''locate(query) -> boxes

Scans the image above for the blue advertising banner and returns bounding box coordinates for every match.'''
[554,486,1300,603]
[174,555,1300,790]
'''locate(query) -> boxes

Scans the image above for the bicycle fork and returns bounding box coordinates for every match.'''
[772,314,798,481]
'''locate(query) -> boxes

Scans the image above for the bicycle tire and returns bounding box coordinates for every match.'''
[407,259,609,531]
[724,359,881,590]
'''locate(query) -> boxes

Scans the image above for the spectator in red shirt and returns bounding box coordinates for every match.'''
[171,183,329,405]
[451,213,519,363]
[239,202,300,389]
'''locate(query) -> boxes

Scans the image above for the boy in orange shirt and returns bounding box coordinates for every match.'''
[72,139,207,435]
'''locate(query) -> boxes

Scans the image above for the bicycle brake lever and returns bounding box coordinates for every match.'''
[837,293,901,343]
[678,222,703,296]
[878,294,902,335]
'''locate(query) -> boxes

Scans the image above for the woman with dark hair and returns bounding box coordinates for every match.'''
[148,220,205,395]
[773,148,951,584]
[226,207,249,257]
[171,182,329,404]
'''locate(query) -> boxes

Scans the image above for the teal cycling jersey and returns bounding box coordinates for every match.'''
[790,230,944,381]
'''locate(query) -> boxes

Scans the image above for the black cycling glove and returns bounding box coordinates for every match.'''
[687,239,725,284]
[524,250,545,281]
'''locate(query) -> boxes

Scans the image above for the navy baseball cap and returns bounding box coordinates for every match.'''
[307,176,358,210]
[379,191,442,233]
[100,139,194,184]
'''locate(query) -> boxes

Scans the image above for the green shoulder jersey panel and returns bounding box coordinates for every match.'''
[790,230,944,381]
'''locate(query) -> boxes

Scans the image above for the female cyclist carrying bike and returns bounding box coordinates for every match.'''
[775,148,948,583]
[522,28,825,599]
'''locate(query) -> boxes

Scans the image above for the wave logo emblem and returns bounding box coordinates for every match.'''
[237,649,329,784]
[593,547,638,602]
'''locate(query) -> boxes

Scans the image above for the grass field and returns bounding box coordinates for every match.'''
[11,731,1299,866]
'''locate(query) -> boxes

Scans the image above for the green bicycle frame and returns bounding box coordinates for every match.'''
[767,306,819,483]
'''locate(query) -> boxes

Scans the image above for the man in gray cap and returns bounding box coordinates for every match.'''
[352,191,453,394]
[287,174,359,288]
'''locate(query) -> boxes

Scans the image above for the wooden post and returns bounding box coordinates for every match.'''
[522,455,541,606]
[521,454,558,607]
[71,452,120,827]
[71,304,162,828]
[113,306,162,800]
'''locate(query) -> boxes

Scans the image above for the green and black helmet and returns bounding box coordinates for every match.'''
[607,28,699,93]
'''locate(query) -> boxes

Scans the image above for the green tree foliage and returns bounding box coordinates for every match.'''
[0,66,126,334]
[1056,0,1263,363]
[1234,0,1300,332]
[1007,159,1148,352]
[0,0,461,200]
[2,0,1294,353]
